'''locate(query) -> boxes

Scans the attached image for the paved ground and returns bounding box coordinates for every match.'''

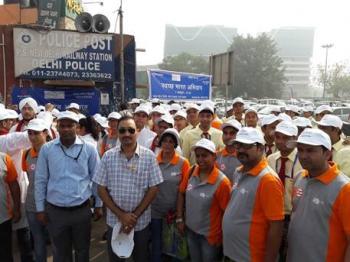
[13,217,110,262]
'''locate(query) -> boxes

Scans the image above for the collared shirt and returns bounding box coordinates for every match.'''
[151,151,190,219]
[332,138,345,158]
[182,125,224,165]
[334,146,350,177]
[267,149,303,214]
[179,123,195,147]
[137,127,156,148]
[216,148,241,183]
[179,166,231,245]
[222,158,284,261]
[35,137,101,212]
[0,153,18,224]
[287,164,350,262]
[93,144,163,231]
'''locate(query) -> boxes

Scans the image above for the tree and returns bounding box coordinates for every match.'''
[318,63,350,98]
[228,33,286,98]
[158,52,209,74]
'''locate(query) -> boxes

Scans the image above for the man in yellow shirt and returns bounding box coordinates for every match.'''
[179,103,199,146]
[182,104,224,165]
[317,114,350,177]
[267,121,303,261]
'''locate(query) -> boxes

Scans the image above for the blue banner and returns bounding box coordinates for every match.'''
[148,70,211,100]
[12,87,100,115]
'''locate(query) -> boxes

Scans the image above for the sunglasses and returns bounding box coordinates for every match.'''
[118,127,136,134]
[232,142,257,150]
[28,130,42,136]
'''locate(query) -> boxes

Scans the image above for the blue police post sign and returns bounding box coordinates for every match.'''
[148,70,211,101]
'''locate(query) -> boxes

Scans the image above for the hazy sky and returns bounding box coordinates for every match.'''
[81,0,350,68]
[2,0,349,67]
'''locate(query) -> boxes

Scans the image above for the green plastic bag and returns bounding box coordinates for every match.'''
[162,218,189,260]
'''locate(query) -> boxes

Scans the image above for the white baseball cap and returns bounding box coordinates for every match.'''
[293,117,312,128]
[151,98,160,103]
[170,103,182,112]
[192,138,216,154]
[234,127,265,145]
[245,108,258,115]
[275,121,298,137]
[66,103,80,110]
[111,222,134,258]
[134,105,150,115]
[51,108,60,118]
[108,112,122,120]
[198,104,214,115]
[261,114,279,127]
[315,105,333,115]
[278,113,292,123]
[221,119,242,131]
[317,114,343,129]
[26,119,47,131]
[57,111,79,123]
[6,109,19,119]
[285,105,300,114]
[0,110,11,121]
[95,116,109,129]
[174,110,187,120]
[159,128,180,147]
[129,98,140,104]
[232,97,244,105]
[201,100,215,108]
[157,114,174,126]
[303,105,314,113]
[297,128,332,151]
[150,105,166,115]
[185,103,199,112]
[270,106,281,113]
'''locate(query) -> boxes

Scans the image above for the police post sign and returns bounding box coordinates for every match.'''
[148,70,211,101]
[13,28,115,81]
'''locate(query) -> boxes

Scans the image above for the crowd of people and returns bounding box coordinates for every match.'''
[0,96,349,262]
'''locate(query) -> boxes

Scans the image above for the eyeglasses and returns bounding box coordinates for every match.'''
[232,142,257,150]
[118,127,136,134]
[28,130,42,136]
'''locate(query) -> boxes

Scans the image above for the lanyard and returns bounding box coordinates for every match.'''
[275,153,298,179]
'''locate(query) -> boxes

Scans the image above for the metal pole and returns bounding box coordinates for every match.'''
[322,44,333,98]
[1,34,7,105]
[119,0,125,103]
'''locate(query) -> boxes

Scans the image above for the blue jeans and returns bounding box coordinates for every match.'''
[186,228,222,262]
[151,218,163,262]
[26,211,47,262]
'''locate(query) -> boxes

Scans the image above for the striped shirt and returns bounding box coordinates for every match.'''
[93,144,163,231]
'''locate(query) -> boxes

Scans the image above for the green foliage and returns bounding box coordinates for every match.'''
[228,33,286,98]
[158,52,209,74]
[318,63,350,98]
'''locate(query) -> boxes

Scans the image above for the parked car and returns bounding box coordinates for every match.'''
[332,107,350,121]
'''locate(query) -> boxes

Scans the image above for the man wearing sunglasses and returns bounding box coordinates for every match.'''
[93,113,163,262]
[222,127,284,262]
[35,111,102,262]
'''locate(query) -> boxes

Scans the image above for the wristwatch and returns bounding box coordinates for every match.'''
[175,218,183,224]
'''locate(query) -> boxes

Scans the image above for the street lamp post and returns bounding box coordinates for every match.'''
[321,44,333,98]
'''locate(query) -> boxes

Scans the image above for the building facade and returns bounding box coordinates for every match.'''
[269,27,315,98]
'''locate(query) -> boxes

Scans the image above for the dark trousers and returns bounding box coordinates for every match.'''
[107,224,150,262]
[0,219,13,262]
[16,227,35,262]
[46,202,91,262]
[279,215,291,262]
